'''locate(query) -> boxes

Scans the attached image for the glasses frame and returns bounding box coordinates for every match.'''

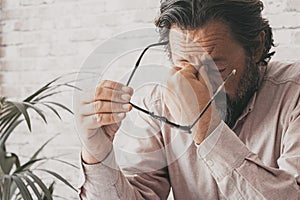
[126,41,235,133]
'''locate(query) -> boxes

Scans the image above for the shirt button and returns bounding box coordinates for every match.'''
[207,160,214,167]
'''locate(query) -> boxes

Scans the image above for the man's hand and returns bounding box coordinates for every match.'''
[78,80,133,164]
[164,62,221,144]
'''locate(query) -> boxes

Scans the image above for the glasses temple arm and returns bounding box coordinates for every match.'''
[126,41,169,86]
[129,102,192,133]
[190,69,236,129]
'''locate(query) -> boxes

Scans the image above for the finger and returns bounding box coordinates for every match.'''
[81,113,127,130]
[180,61,199,75]
[175,62,199,80]
[95,113,126,128]
[169,66,181,76]
[100,80,133,94]
[93,87,132,103]
[199,67,214,96]
[81,101,132,116]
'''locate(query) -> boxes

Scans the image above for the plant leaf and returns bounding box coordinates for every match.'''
[63,83,81,91]
[25,171,53,200]
[23,175,42,199]
[0,104,15,119]
[23,79,58,103]
[0,97,6,110]
[42,182,55,200]
[9,102,31,131]
[36,169,77,192]
[33,91,64,102]
[0,109,20,133]
[22,102,47,124]
[23,72,79,102]
[0,152,21,175]
[0,120,23,149]
[12,175,33,200]
[49,158,79,169]
[9,180,18,199]
[3,175,12,200]
[39,103,61,120]
[30,134,58,161]
[43,101,73,114]
[14,158,46,174]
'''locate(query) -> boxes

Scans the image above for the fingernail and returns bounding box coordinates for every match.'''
[121,94,131,101]
[96,116,100,122]
[118,113,125,118]
[122,104,131,110]
[122,86,132,93]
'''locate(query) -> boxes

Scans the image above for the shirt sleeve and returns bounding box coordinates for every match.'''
[78,149,170,200]
[196,120,300,199]
[78,86,171,200]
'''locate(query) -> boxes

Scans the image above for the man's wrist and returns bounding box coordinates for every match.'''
[193,104,221,144]
[81,142,113,165]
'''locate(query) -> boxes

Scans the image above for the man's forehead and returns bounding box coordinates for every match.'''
[169,21,232,44]
[168,21,236,58]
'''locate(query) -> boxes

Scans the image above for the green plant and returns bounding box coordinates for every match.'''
[0,75,79,199]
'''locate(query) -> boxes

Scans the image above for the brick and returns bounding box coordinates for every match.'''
[58,3,81,17]
[0,71,53,84]
[54,17,81,29]
[20,44,50,57]
[35,6,63,19]
[133,9,157,23]
[292,30,300,44]
[285,0,300,12]
[20,0,44,6]
[58,55,87,70]
[105,0,154,12]
[0,46,20,58]
[273,29,293,45]
[2,8,38,20]
[34,57,64,71]
[14,19,43,31]
[271,45,300,62]
[70,29,97,42]
[1,32,22,45]
[48,30,71,42]
[262,0,287,14]
[80,14,116,28]
[0,83,35,99]
[268,13,300,29]
[21,31,52,44]
[14,19,55,31]
[77,2,106,14]
[1,20,17,33]
[1,0,20,9]
[49,43,78,56]
[0,59,37,71]
[75,41,99,57]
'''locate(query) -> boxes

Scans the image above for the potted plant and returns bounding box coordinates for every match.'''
[0,75,78,199]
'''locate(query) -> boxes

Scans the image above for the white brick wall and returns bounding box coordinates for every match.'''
[0,0,299,199]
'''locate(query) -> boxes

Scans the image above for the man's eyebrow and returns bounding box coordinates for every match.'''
[212,57,226,62]
[202,57,226,64]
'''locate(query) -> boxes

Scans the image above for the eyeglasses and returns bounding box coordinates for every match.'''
[126,41,236,133]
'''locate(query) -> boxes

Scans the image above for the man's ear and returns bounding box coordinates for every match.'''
[253,31,266,63]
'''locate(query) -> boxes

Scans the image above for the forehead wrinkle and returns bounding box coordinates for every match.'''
[171,32,224,51]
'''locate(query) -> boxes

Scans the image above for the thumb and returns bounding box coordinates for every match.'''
[198,67,214,97]
[178,61,200,79]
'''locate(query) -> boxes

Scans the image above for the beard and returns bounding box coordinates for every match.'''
[216,58,260,128]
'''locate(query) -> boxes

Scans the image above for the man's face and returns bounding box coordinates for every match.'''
[169,20,259,126]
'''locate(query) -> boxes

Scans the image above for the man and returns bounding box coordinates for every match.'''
[78,0,300,199]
